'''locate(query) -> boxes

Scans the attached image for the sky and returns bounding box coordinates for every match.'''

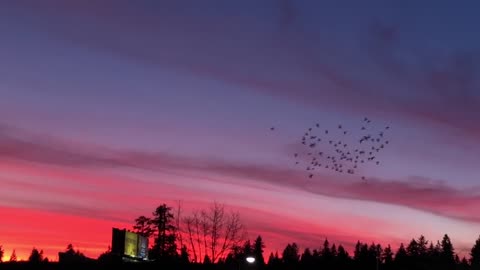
[1,0,480,261]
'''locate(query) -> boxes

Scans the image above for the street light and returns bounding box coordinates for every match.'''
[237,256,255,270]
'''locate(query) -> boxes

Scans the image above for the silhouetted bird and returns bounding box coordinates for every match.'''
[270,127,275,131]
[287,117,392,182]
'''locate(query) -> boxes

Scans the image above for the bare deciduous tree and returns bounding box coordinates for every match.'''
[182,202,246,263]
[194,211,203,262]
[175,200,184,254]
[183,216,198,262]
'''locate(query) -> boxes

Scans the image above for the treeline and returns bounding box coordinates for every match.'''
[1,201,480,270]
[0,246,50,263]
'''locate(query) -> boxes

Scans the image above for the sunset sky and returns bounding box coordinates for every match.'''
[1,0,480,261]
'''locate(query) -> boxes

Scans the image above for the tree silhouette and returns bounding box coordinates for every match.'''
[97,246,117,264]
[427,240,442,268]
[354,242,370,270]
[207,202,245,263]
[337,244,351,269]
[182,202,246,263]
[174,201,184,255]
[331,243,338,256]
[28,248,43,264]
[242,240,252,257]
[282,243,300,267]
[60,244,87,263]
[180,245,190,264]
[267,252,282,269]
[321,238,337,269]
[417,235,429,256]
[353,241,362,262]
[418,235,430,269]
[394,243,408,269]
[367,243,381,270]
[133,215,154,238]
[382,244,394,267]
[300,248,314,269]
[267,252,274,264]
[9,249,16,262]
[407,238,420,258]
[321,239,332,263]
[459,257,470,270]
[471,235,480,269]
[440,234,456,270]
[150,204,177,260]
[0,245,3,263]
[203,254,212,264]
[253,235,266,267]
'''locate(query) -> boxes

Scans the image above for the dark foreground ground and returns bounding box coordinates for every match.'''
[0,262,257,270]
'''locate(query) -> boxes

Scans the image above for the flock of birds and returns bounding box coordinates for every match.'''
[271,117,391,181]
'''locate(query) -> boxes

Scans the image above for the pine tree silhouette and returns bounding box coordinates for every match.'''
[440,234,456,270]
[253,235,266,267]
[471,235,480,269]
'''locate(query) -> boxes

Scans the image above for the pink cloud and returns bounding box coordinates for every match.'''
[1,124,479,224]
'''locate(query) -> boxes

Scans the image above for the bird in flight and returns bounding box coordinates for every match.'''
[271,118,392,181]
